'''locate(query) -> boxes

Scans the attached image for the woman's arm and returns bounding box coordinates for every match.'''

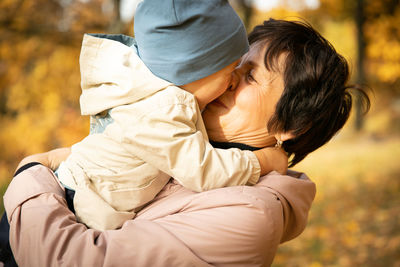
[4,164,211,267]
[5,152,314,266]
[15,147,71,171]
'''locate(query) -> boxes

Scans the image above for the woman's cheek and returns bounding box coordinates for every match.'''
[235,88,258,111]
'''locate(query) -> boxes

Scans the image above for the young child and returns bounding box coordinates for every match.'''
[56,0,288,230]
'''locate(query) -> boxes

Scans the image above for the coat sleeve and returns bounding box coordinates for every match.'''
[119,92,261,192]
[3,165,211,267]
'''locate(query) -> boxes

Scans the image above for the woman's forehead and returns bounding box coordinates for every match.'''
[245,40,287,73]
[243,42,266,62]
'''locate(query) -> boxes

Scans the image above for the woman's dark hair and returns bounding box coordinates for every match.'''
[248,18,371,167]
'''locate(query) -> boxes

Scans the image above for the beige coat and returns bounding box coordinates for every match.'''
[57,34,260,230]
[4,164,316,267]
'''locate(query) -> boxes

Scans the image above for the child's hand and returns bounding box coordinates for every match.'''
[16,147,71,172]
[253,146,288,176]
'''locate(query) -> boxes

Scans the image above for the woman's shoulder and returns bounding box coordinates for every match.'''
[255,170,316,242]
[137,171,315,246]
[135,178,286,266]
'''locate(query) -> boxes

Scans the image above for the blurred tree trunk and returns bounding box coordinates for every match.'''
[109,0,124,33]
[231,0,253,31]
[355,0,366,130]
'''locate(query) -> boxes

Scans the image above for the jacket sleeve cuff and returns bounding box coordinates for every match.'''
[245,150,261,185]
[4,164,65,222]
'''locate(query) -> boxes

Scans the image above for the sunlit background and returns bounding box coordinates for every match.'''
[0,0,399,266]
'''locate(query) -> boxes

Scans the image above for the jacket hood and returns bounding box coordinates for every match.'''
[79,34,171,115]
[260,170,316,243]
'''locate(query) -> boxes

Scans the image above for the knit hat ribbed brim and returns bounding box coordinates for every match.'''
[134,0,249,85]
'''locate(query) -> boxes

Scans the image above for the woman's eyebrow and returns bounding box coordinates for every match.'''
[248,60,262,74]
[250,59,278,87]
[247,60,256,67]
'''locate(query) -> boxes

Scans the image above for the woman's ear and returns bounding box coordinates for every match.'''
[276,132,295,142]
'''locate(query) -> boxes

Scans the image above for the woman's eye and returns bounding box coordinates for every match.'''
[246,71,255,82]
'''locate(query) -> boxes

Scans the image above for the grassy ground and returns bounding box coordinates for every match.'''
[272,131,400,267]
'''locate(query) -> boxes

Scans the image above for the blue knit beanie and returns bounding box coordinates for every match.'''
[134,0,249,86]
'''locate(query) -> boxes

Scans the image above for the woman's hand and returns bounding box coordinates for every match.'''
[16,147,71,171]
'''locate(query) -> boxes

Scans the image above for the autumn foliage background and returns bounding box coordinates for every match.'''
[0,0,399,266]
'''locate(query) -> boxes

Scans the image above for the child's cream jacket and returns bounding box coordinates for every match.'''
[57,34,260,230]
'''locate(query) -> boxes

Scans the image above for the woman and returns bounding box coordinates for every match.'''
[2,19,369,266]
